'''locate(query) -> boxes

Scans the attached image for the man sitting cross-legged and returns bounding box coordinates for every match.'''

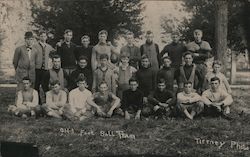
[42,80,67,119]
[202,76,233,118]
[8,76,40,118]
[87,81,121,118]
[121,77,144,120]
[145,78,176,119]
[66,75,93,121]
[177,81,204,120]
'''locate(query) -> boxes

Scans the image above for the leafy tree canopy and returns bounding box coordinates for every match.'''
[31,0,144,46]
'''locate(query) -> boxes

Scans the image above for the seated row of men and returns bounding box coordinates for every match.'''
[8,73,233,120]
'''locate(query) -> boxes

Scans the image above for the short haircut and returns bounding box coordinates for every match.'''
[64,29,73,34]
[98,30,108,36]
[99,54,109,60]
[78,55,88,62]
[76,74,86,82]
[194,29,202,34]
[129,77,138,84]
[141,54,149,60]
[52,54,61,61]
[162,56,171,61]
[99,81,108,87]
[183,51,193,58]
[184,81,193,86]
[146,30,153,35]
[38,30,47,36]
[22,76,31,82]
[120,52,130,58]
[213,60,222,67]
[81,35,90,41]
[157,78,166,84]
[172,32,180,36]
[210,76,220,83]
[50,80,60,86]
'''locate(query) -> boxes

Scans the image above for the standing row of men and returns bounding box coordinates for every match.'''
[9,28,233,120]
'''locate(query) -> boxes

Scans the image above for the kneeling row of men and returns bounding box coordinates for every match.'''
[8,74,233,120]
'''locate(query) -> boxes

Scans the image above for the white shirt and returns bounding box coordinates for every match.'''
[68,88,92,112]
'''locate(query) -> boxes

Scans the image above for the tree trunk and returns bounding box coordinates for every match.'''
[214,0,228,74]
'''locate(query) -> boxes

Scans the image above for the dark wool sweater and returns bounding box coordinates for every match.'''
[156,67,175,90]
[75,45,93,70]
[56,42,77,69]
[122,89,144,112]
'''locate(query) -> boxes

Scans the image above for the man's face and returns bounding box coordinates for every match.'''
[78,59,88,69]
[100,58,108,67]
[99,34,107,43]
[126,34,134,44]
[213,64,221,73]
[194,31,202,42]
[184,83,192,94]
[53,58,61,69]
[99,83,108,93]
[211,80,220,91]
[172,34,180,43]
[163,58,171,67]
[23,80,31,90]
[129,81,138,91]
[157,83,166,92]
[25,38,34,47]
[141,58,150,68]
[146,33,154,43]
[81,38,90,48]
[77,81,86,91]
[184,54,193,65]
[40,33,47,42]
[52,84,60,93]
[64,32,73,42]
[120,57,129,64]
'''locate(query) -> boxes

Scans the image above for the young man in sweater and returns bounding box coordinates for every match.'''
[8,77,40,118]
[202,77,233,116]
[92,54,116,94]
[120,32,141,69]
[160,32,186,70]
[177,81,204,120]
[175,52,203,93]
[56,29,77,76]
[69,55,93,91]
[122,78,143,120]
[144,79,176,119]
[42,80,67,119]
[87,81,121,118]
[156,56,175,91]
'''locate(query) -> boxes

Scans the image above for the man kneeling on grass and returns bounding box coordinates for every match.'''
[121,78,143,120]
[67,75,93,121]
[87,81,121,118]
[8,77,40,118]
[177,81,204,120]
[202,76,233,119]
[146,78,176,119]
[42,80,67,119]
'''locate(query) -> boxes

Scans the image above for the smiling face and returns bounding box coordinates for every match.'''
[129,81,138,91]
[77,81,87,91]
[163,58,171,67]
[64,31,73,42]
[78,59,88,69]
[81,38,90,48]
[141,58,150,68]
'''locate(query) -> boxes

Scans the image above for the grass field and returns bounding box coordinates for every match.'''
[1,87,250,157]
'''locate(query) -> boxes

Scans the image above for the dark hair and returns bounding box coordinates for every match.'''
[22,76,31,81]
[141,54,149,60]
[126,31,134,37]
[210,76,220,83]
[157,78,166,84]
[50,80,60,86]
[129,77,138,84]
[24,31,33,39]
[213,60,222,67]
[98,81,108,87]
[76,74,86,83]
[162,56,171,61]
[64,29,73,34]
[98,30,108,36]
[146,30,153,35]
[81,35,90,41]
[52,54,61,61]
[78,55,88,62]
[184,81,193,86]
[100,54,109,60]
[183,51,193,58]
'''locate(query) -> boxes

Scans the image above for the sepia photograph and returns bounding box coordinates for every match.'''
[0,0,250,156]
